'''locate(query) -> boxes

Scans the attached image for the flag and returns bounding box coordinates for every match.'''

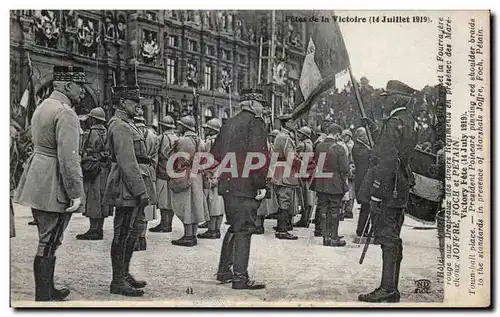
[19,88,29,109]
[292,10,350,120]
[23,52,37,129]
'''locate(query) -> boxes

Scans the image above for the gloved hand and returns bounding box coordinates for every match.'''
[137,192,150,208]
[255,189,266,201]
[369,198,383,218]
[65,197,82,212]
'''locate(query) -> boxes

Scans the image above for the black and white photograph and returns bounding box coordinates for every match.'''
[9,9,490,307]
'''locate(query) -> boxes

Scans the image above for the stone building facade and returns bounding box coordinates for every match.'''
[10,10,308,129]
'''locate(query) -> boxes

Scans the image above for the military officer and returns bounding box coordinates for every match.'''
[310,123,348,247]
[76,107,112,241]
[103,86,155,297]
[169,116,209,247]
[198,118,225,239]
[211,88,268,289]
[358,80,418,303]
[14,65,87,301]
[271,114,301,240]
[294,126,315,228]
[150,115,179,233]
[132,113,158,251]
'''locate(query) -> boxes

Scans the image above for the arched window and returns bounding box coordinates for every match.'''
[222,109,229,119]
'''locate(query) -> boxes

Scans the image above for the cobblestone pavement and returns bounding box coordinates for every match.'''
[11,203,443,307]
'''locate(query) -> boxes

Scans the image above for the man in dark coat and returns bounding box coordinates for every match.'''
[103,86,154,297]
[211,88,268,290]
[310,123,348,247]
[14,66,86,301]
[352,127,372,240]
[358,80,418,303]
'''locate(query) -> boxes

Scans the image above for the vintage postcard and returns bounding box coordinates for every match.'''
[9,9,490,307]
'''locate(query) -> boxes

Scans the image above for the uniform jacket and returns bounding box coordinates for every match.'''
[103,110,155,207]
[352,139,371,198]
[271,128,300,187]
[309,136,349,195]
[156,130,179,180]
[14,91,84,212]
[143,128,159,183]
[82,124,112,217]
[202,134,219,189]
[358,107,417,207]
[211,110,268,198]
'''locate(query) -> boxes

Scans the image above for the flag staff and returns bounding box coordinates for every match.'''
[347,65,374,147]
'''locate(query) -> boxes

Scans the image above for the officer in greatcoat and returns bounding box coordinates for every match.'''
[198,118,225,239]
[76,107,112,240]
[357,80,418,303]
[133,113,158,251]
[271,114,301,240]
[14,66,87,301]
[150,115,179,233]
[294,126,316,228]
[310,123,348,247]
[169,116,209,247]
[103,86,155,297]
[210,88,268,289]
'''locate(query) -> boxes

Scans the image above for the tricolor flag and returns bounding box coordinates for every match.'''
[292,10,351,120]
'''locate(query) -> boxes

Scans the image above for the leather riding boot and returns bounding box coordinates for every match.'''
[323,212,346,247]
[232,271,266,290]
[344,200,354,218]
[76,219,101,240]
[294,206,310,227]
[34,256,70,301]
[197,230,219,239]
[314,211,322,236]
[358,286,401,303]
[149,210,173,232]
[216,230,235,283]
[395,245,403,290]
[110,244,144,297]
[123,240,147,288]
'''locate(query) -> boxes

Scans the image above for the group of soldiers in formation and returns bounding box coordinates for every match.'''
[12,65,418,303]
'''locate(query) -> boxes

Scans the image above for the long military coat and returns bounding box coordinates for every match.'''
[202,134,224,217]
[103,110,156,208]
[82,124,112,218]
[169,131,209,224]
[14,91,84,213]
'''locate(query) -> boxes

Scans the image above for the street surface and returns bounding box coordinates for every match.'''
[11,203,443,307]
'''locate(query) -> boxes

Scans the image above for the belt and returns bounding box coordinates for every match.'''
[111,157,152,165]
[33,145,57,158]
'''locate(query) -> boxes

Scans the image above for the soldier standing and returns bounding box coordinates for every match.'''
[103,86,155,297]
[76,107,112,240]
[341,129,355,219]
[133,113,159,251]
[310,123,348,247]
[271,114,300,240]
[198,118,225,239]
[294,126,315,228]
[150,115,179,233]
[358,80,418,303]
[211,88,267,289]
[169,116,209,247]
[14,66,86,301]
[352,127,372,241]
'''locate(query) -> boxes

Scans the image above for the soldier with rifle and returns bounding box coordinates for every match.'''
[357,80,418,303]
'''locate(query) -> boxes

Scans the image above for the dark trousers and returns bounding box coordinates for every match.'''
[356,202,371,236]
[111,207,145,282]
[219,195,260,274]
[374,206,405,290]
[32,209,72,257]
[316,193,343,217]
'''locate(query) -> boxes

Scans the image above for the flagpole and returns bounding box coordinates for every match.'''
[258,36,263,85]
[270,10,276,127]
[229,88,232,117]
[347,65,373,147]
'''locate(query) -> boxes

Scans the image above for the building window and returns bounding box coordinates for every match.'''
[206,45,215,56]
[237,72,245,91]
[204,65,213,90]
[188,39,198,52]
[239,54,246,65]
[187,61,198,87]
[168,35,178,47]
[166,57,178,84]
[222,49,232,61]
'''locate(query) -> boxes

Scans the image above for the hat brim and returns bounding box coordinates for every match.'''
[89,114,106,122]
[159,122,176,129]
[297,130,311,138]
[380,89,412,97]
[177,121,196,132]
